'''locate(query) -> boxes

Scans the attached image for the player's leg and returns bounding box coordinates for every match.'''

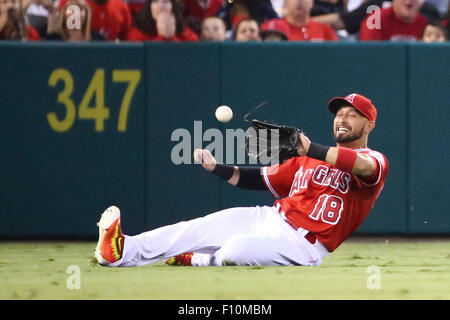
[96,205,272,267]
[203,210,327,266]
[175,208,328,267]
[211,234,322,266]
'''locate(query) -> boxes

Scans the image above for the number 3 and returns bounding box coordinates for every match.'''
[309,194,343,225]
[47,68,76,132]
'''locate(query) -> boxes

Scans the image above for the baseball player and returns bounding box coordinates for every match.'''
[95,93,389,267]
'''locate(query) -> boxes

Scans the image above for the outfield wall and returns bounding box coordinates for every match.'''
[0,42,449,238]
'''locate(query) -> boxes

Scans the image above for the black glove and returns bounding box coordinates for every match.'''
[245,119,303,164]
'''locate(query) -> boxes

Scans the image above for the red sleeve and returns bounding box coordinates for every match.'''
[179,27,199,41]
[262,157,299,198]
[358,152,389,187]
[323,23,338,41]
[127,27,145,41]
[26,26,40,41]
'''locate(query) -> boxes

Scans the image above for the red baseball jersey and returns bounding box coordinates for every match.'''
[262,148,389,252]
[359,7,427,41]
[274,18,338,41]
[89,0,132,41]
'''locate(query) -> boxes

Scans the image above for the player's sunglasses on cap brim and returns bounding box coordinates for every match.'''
[328,93,377,122]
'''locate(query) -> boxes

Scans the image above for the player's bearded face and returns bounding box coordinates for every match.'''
[333,106,367,143]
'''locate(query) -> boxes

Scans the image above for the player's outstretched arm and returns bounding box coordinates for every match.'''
[325,148,376,177]
[297,134,376,177]
[193,148,238,185]
[193,149,265,189]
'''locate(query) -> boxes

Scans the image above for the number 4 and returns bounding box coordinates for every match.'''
[309,194,343,225]
[79,69,109,131]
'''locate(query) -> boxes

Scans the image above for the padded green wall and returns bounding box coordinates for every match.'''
[0,42,448,237]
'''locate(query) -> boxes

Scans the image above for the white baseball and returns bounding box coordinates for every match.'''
[215,105,233,123]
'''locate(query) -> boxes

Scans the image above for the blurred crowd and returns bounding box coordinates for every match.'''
[0,0,448,42]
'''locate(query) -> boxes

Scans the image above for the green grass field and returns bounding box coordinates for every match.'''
[1,238,449,300]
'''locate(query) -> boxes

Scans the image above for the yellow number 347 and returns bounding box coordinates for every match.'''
[47,68,141,133]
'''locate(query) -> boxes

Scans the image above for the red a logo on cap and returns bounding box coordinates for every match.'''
[346,94,356,103]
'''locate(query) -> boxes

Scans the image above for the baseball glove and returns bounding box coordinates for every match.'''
[245,119,303,164]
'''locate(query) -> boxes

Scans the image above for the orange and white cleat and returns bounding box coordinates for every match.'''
[165,252,194,266]
[95,206,125,266]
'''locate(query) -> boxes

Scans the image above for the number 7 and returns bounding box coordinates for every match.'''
[113,70,141,132]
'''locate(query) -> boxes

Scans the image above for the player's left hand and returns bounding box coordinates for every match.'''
[297,133,311,156]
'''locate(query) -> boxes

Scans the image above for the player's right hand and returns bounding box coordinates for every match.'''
[193,149,217,172]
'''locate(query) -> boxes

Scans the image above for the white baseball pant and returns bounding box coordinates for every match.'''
[107,205,329,267]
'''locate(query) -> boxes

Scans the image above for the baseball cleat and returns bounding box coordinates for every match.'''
[95,206,124,266]
[165,252,194,266]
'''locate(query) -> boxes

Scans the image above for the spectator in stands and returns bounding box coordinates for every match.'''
[271,0,348,18]
[260,17,288,40]
[0,0,40,40]
[180,0,223,35]
[24,0,52,38]
[127,0,199,41]
[217,0,278,32]
[45,0,105,41]
[313,0,441,37]
[58,0,132,41]
[232,17,261,41]
[422,20,447,41]
[200,15,227,41]
[86,0,132,40]
[359,0,427,40]
[263,0,338,41]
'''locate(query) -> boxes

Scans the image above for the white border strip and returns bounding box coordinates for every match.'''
[262,167,280,198]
